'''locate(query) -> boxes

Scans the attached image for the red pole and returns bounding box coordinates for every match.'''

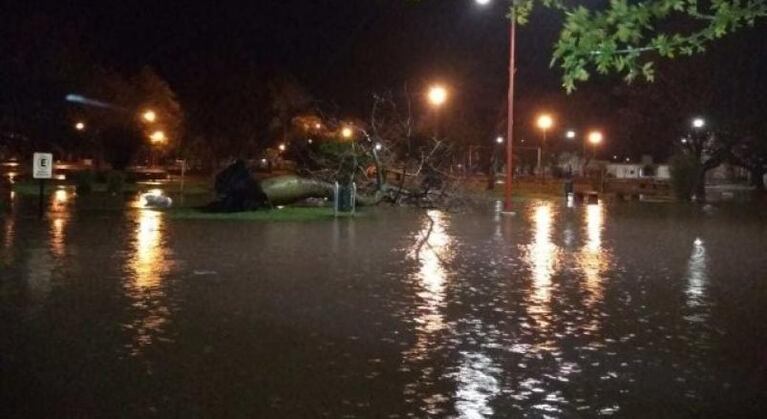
[504,15,516,213]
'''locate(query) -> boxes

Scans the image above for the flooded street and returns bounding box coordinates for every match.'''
[1,190,766,418]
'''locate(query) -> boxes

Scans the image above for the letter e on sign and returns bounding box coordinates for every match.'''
[33,153,54,179]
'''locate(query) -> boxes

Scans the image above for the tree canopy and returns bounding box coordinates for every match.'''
[501,0,767,91]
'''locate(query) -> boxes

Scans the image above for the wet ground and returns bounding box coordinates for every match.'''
[1,188,766,418]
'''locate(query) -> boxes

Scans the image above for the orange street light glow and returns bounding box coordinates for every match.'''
[150,130,166,144]
[427,85,448,107]
[341,126,354,139]
[537,114,554,130]
[588,131,604,145]
[142,110,157,123]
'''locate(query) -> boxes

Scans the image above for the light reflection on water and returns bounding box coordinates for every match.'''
[686,238,707,309]
[454,351,501,419]
[403,210,453,416]
[526,203,558,333]
[579,203,609,308]
[407,210,451,355]
[124,206,174,356]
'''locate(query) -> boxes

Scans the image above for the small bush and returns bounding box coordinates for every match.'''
[670,153,699,201]
[73,171,96,194]
[106,171,126,194]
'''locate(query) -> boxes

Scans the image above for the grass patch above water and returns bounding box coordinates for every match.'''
[167,206,356,222]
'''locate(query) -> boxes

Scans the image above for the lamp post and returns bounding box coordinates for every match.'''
[427,84,448,139]
[588,131,603,160]
[476,0,515,213]
[536,114,554,179]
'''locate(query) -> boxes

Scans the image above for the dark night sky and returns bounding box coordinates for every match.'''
[4,1,567,113]
[4,0,767,159]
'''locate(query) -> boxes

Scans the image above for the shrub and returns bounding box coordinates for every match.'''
[106,171,126,194]
[73,171,96,194]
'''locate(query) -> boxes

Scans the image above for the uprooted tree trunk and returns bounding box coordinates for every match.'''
[204,160,388,212]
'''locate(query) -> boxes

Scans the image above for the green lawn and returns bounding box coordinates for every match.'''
[167,206,356,222]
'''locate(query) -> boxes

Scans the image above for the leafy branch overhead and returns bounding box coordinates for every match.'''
[489,0,767,91]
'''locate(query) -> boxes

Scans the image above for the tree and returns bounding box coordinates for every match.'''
[76,66,184,168]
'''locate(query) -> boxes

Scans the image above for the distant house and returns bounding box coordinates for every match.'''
[605,163,671,180]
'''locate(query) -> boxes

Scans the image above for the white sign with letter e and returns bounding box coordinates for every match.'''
[33,153,53,179]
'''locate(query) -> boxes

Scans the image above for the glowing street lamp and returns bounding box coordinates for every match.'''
[588,130,603,160]
[537,114,554,131]
[496,136,504,145]
[588,131,603,145]
[142,110,157,123]
[149,130,166,144]
[341,126,354,139]
[692,117,706,129]
[278,143,286,152]
[536,114,554,177]
[427,85,448,108]
[566,130,576,140]
[74,122,86,131]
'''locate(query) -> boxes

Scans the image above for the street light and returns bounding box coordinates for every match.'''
[149,130,166,144]
[427,84,449,139]
[536,113,554,178]
[278,143,286,152]
[496,136,504,144]
[566,130,576,140]
[588,130,603,159]
[475,0,515,213]
[142,110,157,123]
[427,85,448,108]
[74,122,86,131]
[692,117,706,129]
[341,126,354,139]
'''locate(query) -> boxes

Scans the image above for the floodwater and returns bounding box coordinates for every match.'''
[1,188,766,418]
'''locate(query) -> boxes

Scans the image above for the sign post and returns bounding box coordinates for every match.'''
[33,153,53,218]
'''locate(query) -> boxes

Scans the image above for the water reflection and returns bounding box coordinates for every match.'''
[45,189,74,260]
[125,207,173,355]
[454,351,501,419]
[409,210,451,350]
[579,204,609,307]
[526,203,558,330]
[686,238,707,308]
[132,209,166,289]
[403,210,453,416]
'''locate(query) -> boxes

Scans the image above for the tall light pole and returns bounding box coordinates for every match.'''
[536,113,554,179]
[588,131,603,160]
[476,0,515,213]
[427,84,448,139]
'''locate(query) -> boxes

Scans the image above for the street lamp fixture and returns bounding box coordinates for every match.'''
[427,85,448,108]
[341,126,354,139]
[692,117,706,129]
[537,114,554,131]
[475,0,491,5]
[142,110,157,123]
[566,130,576,139]
[75,122,86,131]
[496,136,504,144]
[149,130,166,144]
[536,114,554,178]
[375,143,383,151]
[278,143,287,152]
[588,131,604,145]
